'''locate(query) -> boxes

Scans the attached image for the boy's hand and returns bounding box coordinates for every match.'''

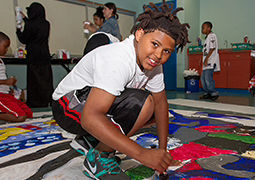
[6,77,17,86]
[138,148,180,173]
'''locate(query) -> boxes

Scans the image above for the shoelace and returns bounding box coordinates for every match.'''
[98,155,120,175]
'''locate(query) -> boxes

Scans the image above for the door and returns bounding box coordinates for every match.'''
[152,0,177,90]
[163,52,177,90]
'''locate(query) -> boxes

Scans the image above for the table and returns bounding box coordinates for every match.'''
[1,57,81,72]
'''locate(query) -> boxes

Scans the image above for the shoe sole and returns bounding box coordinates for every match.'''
[83,164,99,180]
[70,140,88,156]
[210,96,219,101]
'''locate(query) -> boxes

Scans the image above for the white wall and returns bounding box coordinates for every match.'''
[200,0,255,48]
[177,0,200,88]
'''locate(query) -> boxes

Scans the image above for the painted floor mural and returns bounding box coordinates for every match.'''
[0,110,254,179]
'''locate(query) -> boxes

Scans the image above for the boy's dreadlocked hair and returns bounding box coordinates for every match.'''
[131,0,190,52]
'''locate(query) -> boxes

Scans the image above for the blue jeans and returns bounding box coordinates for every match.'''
[201,69,218,96]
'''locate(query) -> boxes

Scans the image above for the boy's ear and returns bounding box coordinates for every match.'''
[135,29,145,42]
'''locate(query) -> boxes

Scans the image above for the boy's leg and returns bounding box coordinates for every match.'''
[83,88,152,180]
[207,69,219,100]
[0,113,26,122]
[200,70,210,99]
[0,94,27,122]
[52,95,98,155]
[95,94,154,152]
[16,98,33,118]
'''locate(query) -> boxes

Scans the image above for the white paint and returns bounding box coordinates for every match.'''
[168,99,255,116]
[171,109,255,127]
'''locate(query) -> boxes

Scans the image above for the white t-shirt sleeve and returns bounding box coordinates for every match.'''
[145,65,165,93]
[209,34,217,49]
[92,54,132,96]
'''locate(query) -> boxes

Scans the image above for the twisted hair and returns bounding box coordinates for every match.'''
[131,0,190,52]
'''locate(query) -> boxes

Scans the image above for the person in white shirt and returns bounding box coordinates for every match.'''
[52,2,190,179]
[200,21,220,100]
[0,32,33,122]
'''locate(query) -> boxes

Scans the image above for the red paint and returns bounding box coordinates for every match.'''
[195,125,236,133]
[17,125,42,130]
[169,142,237,172]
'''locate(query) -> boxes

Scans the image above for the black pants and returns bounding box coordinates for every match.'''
[52,87,150,138]
[27,64,53,108]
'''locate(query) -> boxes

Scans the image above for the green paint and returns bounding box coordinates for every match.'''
[125,165,154,180]
[208,134,255,144]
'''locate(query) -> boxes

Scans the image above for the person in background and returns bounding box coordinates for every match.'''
[16,2,53,108]
[83,3,120,55]
[0,32,33,122]
[93,6,105,28]
[84,2,121,41]
[200,21,220,101]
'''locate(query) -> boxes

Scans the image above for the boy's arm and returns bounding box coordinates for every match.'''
[81,87,175,172]
[151,90,169,150]
[0,77,17,86]
[204,48,215,66]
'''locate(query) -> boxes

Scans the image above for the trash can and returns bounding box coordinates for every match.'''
[184,75,200,93]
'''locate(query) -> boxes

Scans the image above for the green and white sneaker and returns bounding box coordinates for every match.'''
[83,148,130,180]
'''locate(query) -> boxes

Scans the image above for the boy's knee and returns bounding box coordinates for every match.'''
[17,116,27,122]
[144,94,154,111]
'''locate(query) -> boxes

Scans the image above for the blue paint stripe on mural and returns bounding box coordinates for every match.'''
[0,133,66,157]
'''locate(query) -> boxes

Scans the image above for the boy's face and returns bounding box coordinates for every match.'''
[201,24,210,35]
[0,40,10,56]
[135,29,175,71]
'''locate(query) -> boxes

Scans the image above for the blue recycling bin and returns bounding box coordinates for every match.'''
[184,75,200,93]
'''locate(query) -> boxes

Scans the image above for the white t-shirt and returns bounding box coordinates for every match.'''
[203,32,220,71]
[52,35,165,100]
[0,58,10,94]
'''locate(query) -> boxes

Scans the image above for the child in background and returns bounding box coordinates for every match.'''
[0,32,33,122]
[52,1,189,179]
[200,21,220,100]
[93,6,105,28]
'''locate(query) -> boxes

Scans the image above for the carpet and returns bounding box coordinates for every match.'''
[0,110,254,179]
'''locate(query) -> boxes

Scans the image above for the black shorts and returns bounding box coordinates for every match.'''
[52,87,150,139]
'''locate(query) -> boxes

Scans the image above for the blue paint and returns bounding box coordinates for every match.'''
[223,157,255,172]
[0,133,66,157]
[169,124,182,134]
[169,110,210,127]
[135,133,182,150]
[167,169,250,180]
[195,112,252,120]
[0,121,61,145]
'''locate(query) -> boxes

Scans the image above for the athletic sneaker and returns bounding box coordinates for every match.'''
[199,93,211,99]
[83,148,130,180]
[210,95,219,101]
[70,135,96,155]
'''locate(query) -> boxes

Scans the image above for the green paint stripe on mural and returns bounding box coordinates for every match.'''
[125,165,154,180]
[208,134,255,144]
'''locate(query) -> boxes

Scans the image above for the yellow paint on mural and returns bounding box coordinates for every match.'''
[0,128,32,141]
[43,119,58,126]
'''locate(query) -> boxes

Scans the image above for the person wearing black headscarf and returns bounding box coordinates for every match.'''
[16,2,53,108]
